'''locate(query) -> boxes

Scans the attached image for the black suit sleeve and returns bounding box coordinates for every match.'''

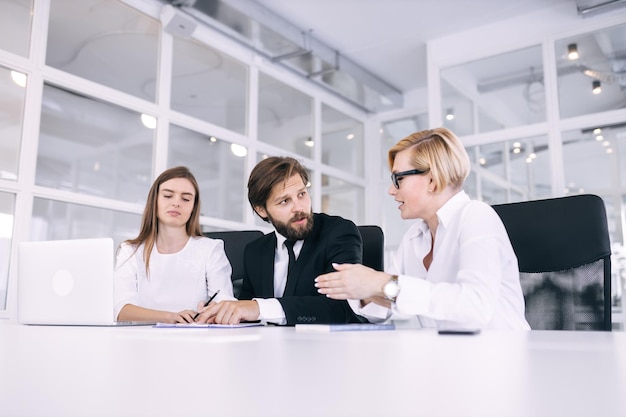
[278,217,366,325]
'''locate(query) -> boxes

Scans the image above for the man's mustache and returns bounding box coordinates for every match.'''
[291,212,310,223]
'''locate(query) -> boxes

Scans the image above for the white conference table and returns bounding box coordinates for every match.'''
[1,321,625,417]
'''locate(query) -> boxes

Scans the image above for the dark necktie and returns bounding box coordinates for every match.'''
[285,239,297,280]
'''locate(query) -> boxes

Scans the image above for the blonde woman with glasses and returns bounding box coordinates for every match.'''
[315,128,530,331]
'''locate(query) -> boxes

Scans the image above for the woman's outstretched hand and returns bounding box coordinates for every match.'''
[315,263,390,301]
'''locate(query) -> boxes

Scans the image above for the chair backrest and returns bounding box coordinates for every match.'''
[492,194,611,331]
[358,225,384,272]
[204,230,264,298]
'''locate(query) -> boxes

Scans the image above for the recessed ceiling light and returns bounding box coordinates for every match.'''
[567,43,579,60]
[592,80,602,94]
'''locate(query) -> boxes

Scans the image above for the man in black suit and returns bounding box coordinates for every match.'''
[196,156,365,325]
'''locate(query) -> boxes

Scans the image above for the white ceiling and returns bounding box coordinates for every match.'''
[253,0,616,93]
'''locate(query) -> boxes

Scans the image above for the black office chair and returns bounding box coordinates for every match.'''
[204,230,264,298]
[492,194,611,331]
[358,225,384,271]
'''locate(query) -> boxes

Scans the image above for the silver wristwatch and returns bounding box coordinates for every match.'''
[383,275,400,302]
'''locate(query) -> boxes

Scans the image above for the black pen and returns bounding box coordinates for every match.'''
[192,290,220,320]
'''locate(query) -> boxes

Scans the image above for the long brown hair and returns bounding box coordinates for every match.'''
[124,166,203,274]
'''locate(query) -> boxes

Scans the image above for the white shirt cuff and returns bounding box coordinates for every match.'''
[347,299,390,323]
[253,297,286,324]
[392,275,432,316]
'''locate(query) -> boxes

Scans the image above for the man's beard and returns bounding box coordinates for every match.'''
[269,211,314,241]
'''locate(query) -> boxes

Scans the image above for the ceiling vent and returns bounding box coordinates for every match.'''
[164,0,403,113]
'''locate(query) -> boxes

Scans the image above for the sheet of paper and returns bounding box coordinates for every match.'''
[154,322,263,329]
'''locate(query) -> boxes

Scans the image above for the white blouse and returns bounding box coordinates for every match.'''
[358,191,530,330]
[114,236,235,319]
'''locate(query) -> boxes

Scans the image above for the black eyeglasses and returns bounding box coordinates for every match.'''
[391,169,428,189]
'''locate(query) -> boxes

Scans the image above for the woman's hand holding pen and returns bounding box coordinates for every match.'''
[193,290,220,321]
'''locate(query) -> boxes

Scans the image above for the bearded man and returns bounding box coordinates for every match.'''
[196,156,365,325]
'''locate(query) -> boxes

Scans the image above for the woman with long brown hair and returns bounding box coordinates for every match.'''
[114,166,234,323]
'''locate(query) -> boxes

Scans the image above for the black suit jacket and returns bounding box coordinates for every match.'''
[240,213,365,325]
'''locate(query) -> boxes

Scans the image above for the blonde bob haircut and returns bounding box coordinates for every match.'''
[388,127,470,192]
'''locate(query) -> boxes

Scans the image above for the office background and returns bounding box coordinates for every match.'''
[0,0,625,328]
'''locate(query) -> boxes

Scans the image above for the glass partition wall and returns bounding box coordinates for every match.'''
[0,0,367,314]
[441,45,547,135]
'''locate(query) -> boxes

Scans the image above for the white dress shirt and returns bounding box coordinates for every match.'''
[355,191,530,330]
[254,233,303,323]
[114,236,235,319]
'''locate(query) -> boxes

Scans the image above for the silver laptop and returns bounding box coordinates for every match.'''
[18,238,153,326]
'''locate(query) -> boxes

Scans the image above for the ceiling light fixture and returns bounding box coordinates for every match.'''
[10,70,27,87]
[567,43,579,60]
[304,137,314,147]
[445,108,455,121]
[230,143,247,157]
[140,114,157,129]
[592,80,602,94]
